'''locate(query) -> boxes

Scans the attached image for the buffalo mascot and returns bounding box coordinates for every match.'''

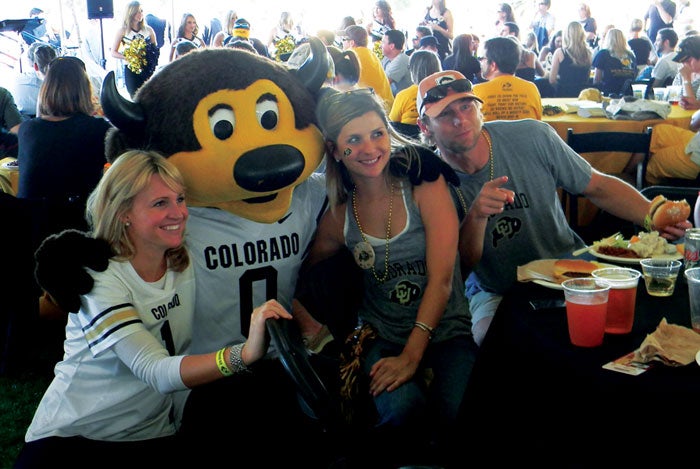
[36,38,342,467]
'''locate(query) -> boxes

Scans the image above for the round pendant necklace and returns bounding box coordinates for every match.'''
[351,183,395,283]
[481,129,494,181]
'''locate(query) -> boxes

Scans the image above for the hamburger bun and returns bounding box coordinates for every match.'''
[577,88,603,103]
[649,195,691,229]
[553,259,599,282]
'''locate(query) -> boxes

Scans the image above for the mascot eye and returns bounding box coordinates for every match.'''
[209,108,235,140]
[256,101,279,130]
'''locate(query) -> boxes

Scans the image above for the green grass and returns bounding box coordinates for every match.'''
[0,370,51,468]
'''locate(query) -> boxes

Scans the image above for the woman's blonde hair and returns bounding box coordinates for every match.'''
[86,150,189,272]
[224,10,238,35]
[604,28,634,61]
[562,21,592,67]
[316,88,422,209]
[122,1,145,30]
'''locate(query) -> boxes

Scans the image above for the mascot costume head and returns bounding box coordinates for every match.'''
[102,38,329,224]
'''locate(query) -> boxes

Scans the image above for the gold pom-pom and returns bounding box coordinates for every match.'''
[274,35,296,62]
[373,41,383,61]
[123,36,147,74]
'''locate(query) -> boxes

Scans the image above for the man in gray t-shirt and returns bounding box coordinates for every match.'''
[416,70,691,345]
[381,29,413,96]
[652,28,680,87]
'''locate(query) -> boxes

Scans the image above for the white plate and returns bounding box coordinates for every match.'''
[533,278,564,290]
[697,350,700,367]
[590,248,682,265]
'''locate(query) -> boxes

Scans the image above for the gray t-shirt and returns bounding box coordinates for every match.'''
[382,53,412,96]
[457,119,591,294]
[345,182,471,344]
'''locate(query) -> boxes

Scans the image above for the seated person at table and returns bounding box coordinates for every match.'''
[644,110,700,184]
[0,86,23,158]
[500,22,545,83]
[13,42,57,118]
[473,36,542,121]
[592,28,637,97]
[416,70,691,346]
[674,36,700,111]
[628,18,657,77]
[17,56,112,202]
[650,27,680,88]
[548,21,593,98]
[389,49,442,125]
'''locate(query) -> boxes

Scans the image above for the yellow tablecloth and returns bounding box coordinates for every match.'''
[542,98,694,140]
[0,157,18,196]
[542,98,696,226]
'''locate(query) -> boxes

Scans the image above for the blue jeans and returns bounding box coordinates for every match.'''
[361,334,476,430]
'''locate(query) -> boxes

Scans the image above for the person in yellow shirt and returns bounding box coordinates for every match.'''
[389,50,442,125]
[473,36,542,121]
[338,25,394,109]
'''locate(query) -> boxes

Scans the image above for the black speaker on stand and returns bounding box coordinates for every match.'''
[87,0,114,69]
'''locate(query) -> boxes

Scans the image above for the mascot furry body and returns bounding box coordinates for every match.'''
[101,43,329,353]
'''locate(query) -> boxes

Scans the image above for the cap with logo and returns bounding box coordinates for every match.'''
[673,35,700,62]
[335,25,366,44]
[419,35,439,49]
[233,18,251,39]
[416,71,482,117]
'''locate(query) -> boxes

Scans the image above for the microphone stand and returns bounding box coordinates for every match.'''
[98,17,106,69]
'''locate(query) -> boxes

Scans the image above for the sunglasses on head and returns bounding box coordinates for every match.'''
[421,79,473,107]
[49,56,86,71]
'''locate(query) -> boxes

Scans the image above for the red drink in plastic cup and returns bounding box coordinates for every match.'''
[562,278,610,347]
[565,301,608,347]
[603,286,637,334]
[592,268,640,334]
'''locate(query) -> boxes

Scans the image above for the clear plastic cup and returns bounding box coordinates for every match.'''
[561,278,610,347]
[592,267,640,334]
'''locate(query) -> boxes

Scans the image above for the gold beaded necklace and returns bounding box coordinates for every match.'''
[481,129,494,181]
[351,183,395,283]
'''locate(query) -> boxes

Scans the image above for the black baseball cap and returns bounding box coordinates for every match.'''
[673,36,700,62]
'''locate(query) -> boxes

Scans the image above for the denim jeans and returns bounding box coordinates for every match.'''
[361,334,476,429]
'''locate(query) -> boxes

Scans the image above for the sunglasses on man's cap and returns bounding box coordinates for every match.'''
[421,79,473,106]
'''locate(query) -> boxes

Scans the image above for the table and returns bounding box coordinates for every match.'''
[542,97,695,178]
[542,97,696,141]
[458,265,699,465]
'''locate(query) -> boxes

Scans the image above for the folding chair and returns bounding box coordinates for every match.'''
[563,126,653,237]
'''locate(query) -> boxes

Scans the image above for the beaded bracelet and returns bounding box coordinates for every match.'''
[414,321,435,340]
[228,343,250,374]
[215,347,233,377]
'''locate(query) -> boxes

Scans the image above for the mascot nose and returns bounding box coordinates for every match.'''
[234,145,306,192]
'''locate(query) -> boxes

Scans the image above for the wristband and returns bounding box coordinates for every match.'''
[414,321,435,340]
[228,343,250,374]
[216,347,233,376]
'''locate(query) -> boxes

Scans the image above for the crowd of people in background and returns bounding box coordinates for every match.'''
[1,1,697,141]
